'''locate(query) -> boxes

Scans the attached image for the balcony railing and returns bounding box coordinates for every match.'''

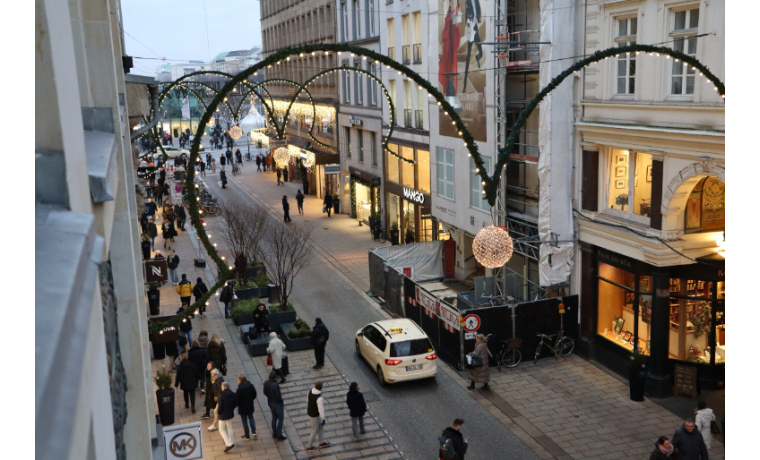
[402,45,411,65]
[404,109,412,128]
[414,110,423,129]
[387,47,395,60]
[413,44,422,64]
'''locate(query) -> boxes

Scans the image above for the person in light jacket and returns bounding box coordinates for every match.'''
[694,401,716,450]
[267,332,286,384]
[467,333,490,390]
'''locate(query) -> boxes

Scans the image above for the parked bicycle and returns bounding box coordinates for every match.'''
[200,200,217,215]
[245,151,253,161]
[533,330,574,364]
[486,334,522,370]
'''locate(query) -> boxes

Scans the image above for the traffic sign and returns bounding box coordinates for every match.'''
[175,184,183,193]
[463,314,481,332]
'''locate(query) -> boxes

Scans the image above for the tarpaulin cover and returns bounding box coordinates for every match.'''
[370,241,444,282]
[537,0,575,286]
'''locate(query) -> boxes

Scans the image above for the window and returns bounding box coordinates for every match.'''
[371,132,378,166]
[352,0,360,40]
[345,127,352,158]
[606,149,652,220]
[387,18,395,59]
[470,157,491,211]
[615,17,637,95]
[400,146,414,188]
[343,66,351,103]
[597,262,652,357]
[436,147,454,199]
[341,1,348,42]
[358,129,364,162]
[387,144,400,183]
[367,0,376,36]
[670,8,699,95]
[368,63,378,106]
[389,80,397,124]
[390,338,434,357]
[355,62,363,105]
[417,149,430,193]
[684,177,725,233]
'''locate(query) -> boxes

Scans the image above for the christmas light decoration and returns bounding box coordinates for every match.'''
[472,226,514,268]
[273,147,289,167]
[229,125,243,140]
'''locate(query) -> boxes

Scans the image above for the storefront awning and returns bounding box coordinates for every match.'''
[349,166,381,186]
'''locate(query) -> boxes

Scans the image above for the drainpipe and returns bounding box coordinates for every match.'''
[131,83,160,141]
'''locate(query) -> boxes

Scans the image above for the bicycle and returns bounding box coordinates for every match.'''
[245,151,253,161]
[533,330,575,364]
[200,200,217,215]
[486,334,522,370]
[232,164,241,175]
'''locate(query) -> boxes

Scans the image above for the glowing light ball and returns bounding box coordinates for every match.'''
[273,147,290,167]
[473,225,514,268]
[229,125,243,140]
[207,117,215,127]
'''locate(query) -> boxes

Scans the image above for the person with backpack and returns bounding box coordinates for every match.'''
[439,418,468,460]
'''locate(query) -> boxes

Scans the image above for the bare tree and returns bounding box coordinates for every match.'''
[216,199,269,284]
[263,221,314,307]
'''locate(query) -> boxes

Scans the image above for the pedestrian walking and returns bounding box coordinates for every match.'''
[197,329,209,348]
[207,368,225,431]
[199,160,206,177]
[467,333,490,390]
[276,168,282,185]
[311,318,329,369]
[220,154,226,168]
[236,375,258,440]
[201,363,216,419]
[220,169,228,189]
[193,277,209,316]
[164,204,175,227]
[263,371,287,439]
[305,381,330,452]
[162,219,176,248]
[217,381,237,452]
[235,149,242,165]
[145,198,157,219]
[178,204,188,231]
[282,195,291,222]
[211,157,216,172]
[207,333,228,374]
[188,340,208,393]
[140,212,149,233]
[439,418,468,460]
[256,155,262,172]
[219,280,234,318]
[266,332,286,384]
[206,152,212,169]
[695,401,716,450]
[346,382,367,441]
[176,302,194,347]
[265,154,272,171]
[167,249,180,284]
[323,191,332,217]
[650,436,678,459]
[147,218,158,250]
[672,418,709,460]
[226,148,233,165]
[140,233,152,260]
[174,353,201,414]
[296,190,304,215]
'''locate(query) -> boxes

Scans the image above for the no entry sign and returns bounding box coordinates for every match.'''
[175,184,183,193]
[463,314,481,332]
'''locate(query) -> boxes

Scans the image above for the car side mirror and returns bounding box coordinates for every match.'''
[356,332,363,337]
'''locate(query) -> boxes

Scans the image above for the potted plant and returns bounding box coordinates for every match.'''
[629,348,648,402]
[390,222,400,246]
[154,368,175,425]
[147,281,161,316]
[615,193,628,211]
[232,297,260,326]
[405,228,415,244]
[280,318,313,351]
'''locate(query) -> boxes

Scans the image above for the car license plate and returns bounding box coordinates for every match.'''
[406,364,423,371]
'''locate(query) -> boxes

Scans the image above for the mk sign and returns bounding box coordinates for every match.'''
[163,422,204,460]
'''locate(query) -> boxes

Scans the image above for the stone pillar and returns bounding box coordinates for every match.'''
[646,268,672,398]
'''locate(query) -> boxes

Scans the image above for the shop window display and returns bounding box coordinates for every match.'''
[684,176,725,233]
[400,146,415,188]
[605,149,652,219]
[386,144,399,183]
[598,262,649,353]
[670,279,723,364]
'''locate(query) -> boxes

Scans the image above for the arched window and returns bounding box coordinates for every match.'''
[684,176,724,233]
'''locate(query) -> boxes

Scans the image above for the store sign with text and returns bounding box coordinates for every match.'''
[403,187,426,206]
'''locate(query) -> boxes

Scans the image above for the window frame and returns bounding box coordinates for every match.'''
[601,148,651,226]
[669,7,700,97]
[470,156,491,212]
[614,16,637,97]
[341,1,348,42]
[343,64,351,104]
[436,147,455,200]
[358,129,364,163]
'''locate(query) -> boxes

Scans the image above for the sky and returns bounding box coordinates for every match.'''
[121,0,262,77]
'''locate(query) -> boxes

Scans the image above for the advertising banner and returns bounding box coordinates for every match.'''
[438,0,488,141]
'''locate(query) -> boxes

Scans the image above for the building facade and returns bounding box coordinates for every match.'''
[574,0,725,396]
[260,0,340,200]
[36,0,158,458]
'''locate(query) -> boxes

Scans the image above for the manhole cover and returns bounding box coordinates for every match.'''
[363,391,380,403]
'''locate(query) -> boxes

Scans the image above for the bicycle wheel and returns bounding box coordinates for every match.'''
[378,231,387,243]
[558,337,575,357]
[533,343,543,365]
[500,348,521,368]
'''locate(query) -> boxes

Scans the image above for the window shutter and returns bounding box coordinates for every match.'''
[650,160,664,230]
[581,150,599,211]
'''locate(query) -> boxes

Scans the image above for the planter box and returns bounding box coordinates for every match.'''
[235,287,259,301]
[246,265,266,280]
[280,322,312,351]
[233,312,254,326]
[268,310,296,332]
[240,325,253,344]
[248,334,271,357]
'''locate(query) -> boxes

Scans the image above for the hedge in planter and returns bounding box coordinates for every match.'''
[232,298,260,326]
[281,318,313,351]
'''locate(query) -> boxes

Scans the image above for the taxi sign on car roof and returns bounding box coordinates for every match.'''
[388,327,404,333]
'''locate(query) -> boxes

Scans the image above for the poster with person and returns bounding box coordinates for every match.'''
[438,0,488,142]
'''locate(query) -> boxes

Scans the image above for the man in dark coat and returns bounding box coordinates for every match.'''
[216,381,237,452]
[256,154,262,172]
[145,198,157,219]
[202,362,216,419]
[282,195,291,222]
[188,341,208,391]
[193,278,209,316]
[323,192,332,217]
[672,418,709,459]
[220,169,228,189]
[167,249,180,285]
[220,154,226,167]
[236,374,258,439]
[147,218,158,250]
[276,168,282,185]
[140,212,149,233]
[219,280,234,318]
[226,148,233,165]
[263,371,287,439]
[439,418,468,460]
[174,354,201,413]
[176,204,187,230]
[295,190,305,215]
[311,318,329,369]
[176,302,194,346]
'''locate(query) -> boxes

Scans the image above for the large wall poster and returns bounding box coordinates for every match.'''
[438,0,488,142]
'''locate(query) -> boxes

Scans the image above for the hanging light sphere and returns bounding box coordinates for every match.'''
[273,147,289,167]
[472,225,514,268]
[302,154,315,168]
[207,116,215,127]
[229,125,243,140]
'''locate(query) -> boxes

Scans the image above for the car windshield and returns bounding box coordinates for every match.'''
[390,338,434,357]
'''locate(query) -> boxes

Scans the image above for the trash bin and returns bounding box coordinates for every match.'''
[152,341,166,360]
[268,284,281,305]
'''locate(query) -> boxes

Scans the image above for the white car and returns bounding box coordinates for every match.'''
[158,146,189,158]
[355,318,437,386]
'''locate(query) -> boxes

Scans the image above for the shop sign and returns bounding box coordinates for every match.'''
[415,286,460,333]
[164,422,204,460]
[349,115,363,126]
[150,315,180,343]
[403,186,426,205]
[145,260,168,283]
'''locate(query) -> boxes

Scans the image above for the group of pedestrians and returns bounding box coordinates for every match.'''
[649,401,718,460]
[255,153,273,172]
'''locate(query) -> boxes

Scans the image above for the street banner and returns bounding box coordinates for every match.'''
[181,96,190,120]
